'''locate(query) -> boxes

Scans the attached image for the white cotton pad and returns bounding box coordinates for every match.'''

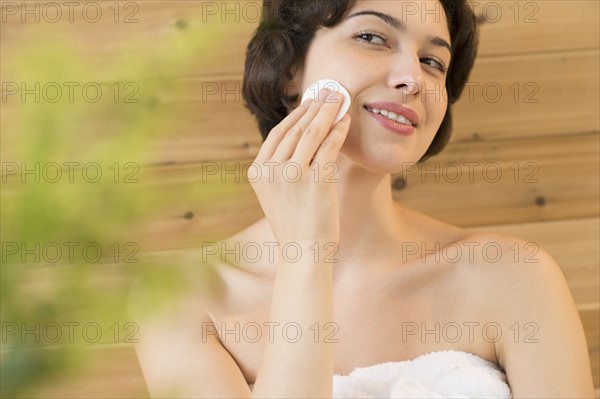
[301,79,351,124]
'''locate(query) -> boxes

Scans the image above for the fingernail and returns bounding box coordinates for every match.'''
[339,114,350,123]
[301,97,313,106]
[318,88,331,101]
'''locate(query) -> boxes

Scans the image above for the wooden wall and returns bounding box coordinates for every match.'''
[1,0,598,397]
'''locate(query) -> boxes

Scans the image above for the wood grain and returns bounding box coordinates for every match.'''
[1,1,598,80]
[3,50,598,165]
[2,0,598,394]
[57,132,595,252]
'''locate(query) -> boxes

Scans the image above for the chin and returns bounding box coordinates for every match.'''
[343,123,434,171]
[340,143,423,175]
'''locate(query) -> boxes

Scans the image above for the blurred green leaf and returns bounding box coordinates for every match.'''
[1,8,245,397]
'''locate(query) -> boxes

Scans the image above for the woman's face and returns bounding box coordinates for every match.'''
[290,0,451,173]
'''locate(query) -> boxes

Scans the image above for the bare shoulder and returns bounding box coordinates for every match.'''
[127,246,253,397]
[452,230,574,317]
[459,231,595,397]
[127,245,229,325]
[456,230,572,298]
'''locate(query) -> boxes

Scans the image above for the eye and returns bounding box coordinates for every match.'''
[353,31,448,73]
[353,31,388,47]
[421,57,448,74]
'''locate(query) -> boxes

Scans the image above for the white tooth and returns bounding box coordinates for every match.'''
[368,107,412,125]
[387,114,409,125]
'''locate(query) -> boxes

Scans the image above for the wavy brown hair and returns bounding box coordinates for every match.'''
[242,0,479,163]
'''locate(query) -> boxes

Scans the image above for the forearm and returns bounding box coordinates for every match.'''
[251,243,335,398]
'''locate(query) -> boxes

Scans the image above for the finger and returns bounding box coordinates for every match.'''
[269,90,333,163]
[290,89,344,166]
[310,114,351,166]
[254,99,313,163]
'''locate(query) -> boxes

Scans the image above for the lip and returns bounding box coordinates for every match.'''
[363,102,420,127]
[363,106,416,136]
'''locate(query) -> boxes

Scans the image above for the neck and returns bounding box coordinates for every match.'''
[330,153,410,276]
[253,154,419,282]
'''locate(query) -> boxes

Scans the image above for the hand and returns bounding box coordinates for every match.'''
[248,88,351,247]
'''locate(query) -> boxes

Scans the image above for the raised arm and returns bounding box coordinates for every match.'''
[249,88,350,397]
[130,88,351,398]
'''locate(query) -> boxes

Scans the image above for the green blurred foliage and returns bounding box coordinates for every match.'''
[1,9,245,397]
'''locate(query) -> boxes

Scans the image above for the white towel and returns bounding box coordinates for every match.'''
[333,350,512,398]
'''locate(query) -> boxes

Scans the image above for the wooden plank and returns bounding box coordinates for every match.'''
[393,132,599,226]
[453,49,599,142]
[468,218,600,305]
[13,344,149,398]
[3,133,597,249]
[106,131,598,252]
[0,0,253,81]
[1,1,597,81]
[472,0,600,57]
[136,49,598,160]
[580,306,600,389]
[3,50,597,165]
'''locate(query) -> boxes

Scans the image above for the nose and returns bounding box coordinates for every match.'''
[386,53,425,99]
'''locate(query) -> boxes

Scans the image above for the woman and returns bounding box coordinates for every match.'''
[131,0,596,397]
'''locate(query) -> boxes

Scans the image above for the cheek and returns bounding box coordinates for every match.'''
[304,55,353,84]
[302,35,361,82]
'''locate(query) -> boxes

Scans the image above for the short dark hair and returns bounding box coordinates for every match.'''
[242,0,480,163]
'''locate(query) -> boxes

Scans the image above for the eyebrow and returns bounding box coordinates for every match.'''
[345,10,452,55]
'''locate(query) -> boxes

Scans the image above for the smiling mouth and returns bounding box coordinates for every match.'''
[363,106,417,128]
